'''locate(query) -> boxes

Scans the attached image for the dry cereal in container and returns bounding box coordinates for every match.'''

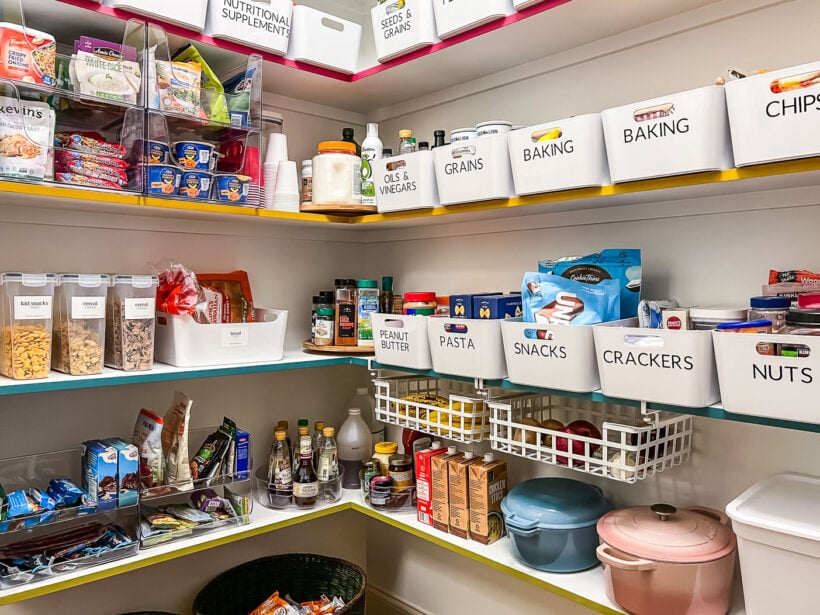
[52,274,109,375]
[105,275,158,371]
[0,273,57,380]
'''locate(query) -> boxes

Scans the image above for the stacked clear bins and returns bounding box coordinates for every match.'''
[0,449,139,588]
[488,394,693,483]
[373,374,496,444]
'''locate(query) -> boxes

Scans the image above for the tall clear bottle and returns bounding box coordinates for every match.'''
[293,420,310,471]
[398,129,415,154]
[267,429,292,509]
[338,407,373,489]
[293,435,318,509]
[349,387,385,445]
[312,420,325,469]
[276,420,292,465]
[361,122,383,207]
[318,426,339,481]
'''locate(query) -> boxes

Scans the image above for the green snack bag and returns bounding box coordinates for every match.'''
[173,45,229,124]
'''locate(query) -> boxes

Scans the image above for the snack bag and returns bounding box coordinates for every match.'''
[132,408,164,487]
[0,96,54,180]
[172,45,229,124]
[539,249,641,318]
[156,263,209,322]
[162,391,193,491]
[197,271,255,323]
[522,273,620,325]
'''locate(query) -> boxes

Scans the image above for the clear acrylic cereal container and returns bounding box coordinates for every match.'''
[52,274,110,376]
[0,273,58,380]
[105,275,159,371]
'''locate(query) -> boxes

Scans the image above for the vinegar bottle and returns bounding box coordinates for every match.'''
[338,408,372,489]
[293,435,318,508]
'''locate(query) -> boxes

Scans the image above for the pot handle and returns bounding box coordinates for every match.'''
[596,545,656,572]
[687,506,730,526]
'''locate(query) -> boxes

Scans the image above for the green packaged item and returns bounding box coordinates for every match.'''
[0,481,6,521]
[222,66,258,127]
[172,45,229,124]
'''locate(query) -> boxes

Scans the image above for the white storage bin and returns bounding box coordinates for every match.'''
[433,0,513,39]
[205,0,292,56]
[287,6,362,74]
[372,150,439,212]
[154,308,287,367]
[727,474,820,615]
[371,313,433,370]
[592,322,720,407]
[107,0,208,32]
[508,114,610,195]
[713,331,820,424]
[601,85,734,183]
[726,61,820,167]
[371,0,439,64]
[433,134,514,205]
[514,0,549,9]
[501,318,637,393]
[427,317,507,380]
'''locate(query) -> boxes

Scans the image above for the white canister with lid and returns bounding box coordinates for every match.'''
[689,306,749,330]
[450,128,477,143]
[311,141,362,206]
[476,120,513,137]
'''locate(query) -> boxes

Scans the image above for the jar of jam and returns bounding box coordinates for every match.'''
[388,454,413,492]
[370,476,393,509]
[403,292,436,316]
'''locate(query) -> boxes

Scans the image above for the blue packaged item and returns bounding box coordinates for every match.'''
[235,429,250,480]
[715,319,773,331]
[214,174,250,203]
[143,164,181,195]
[638,299,678,329]
[82,440,118,511]
[450,292,501,319]
[523,273,620,325]
[28,488,56,511]
[6,490,34,518]
[47,478,85,507]
[180,171,213,200]
[475,294,523,320]
[103,438,140,508]
[173,140,215,171]
[538,249,641,318]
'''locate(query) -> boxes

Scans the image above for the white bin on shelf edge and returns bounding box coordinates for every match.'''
[427,317,507,380]
[287,6,362,74]
[713,331,820,424]
[373,150,439,212]
[508,114,610,195]
[371,0,439,64]
[726,61,820,167]
[514,0,549,9]
[154,308,287,367]
[592,322,720,407]
[601,85,734,183]
[433,134,514,205]
[433,0,513,39]
[727,474,820,615]
[371,313,433,370]
[501,318,637,393]
[205,0,292,56]
[107,0,208,32]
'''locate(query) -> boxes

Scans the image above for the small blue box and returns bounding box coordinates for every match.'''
[450,292,501,319]
[83,440,119,511]
[474,294,523,320]
[104,438,140,508]
[235,429,250,481]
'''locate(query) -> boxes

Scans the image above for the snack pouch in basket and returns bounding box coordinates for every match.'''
[523,272,620,325]
[539,249,641,318]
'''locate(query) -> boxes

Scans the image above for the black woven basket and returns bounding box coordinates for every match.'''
[193,553,366,615]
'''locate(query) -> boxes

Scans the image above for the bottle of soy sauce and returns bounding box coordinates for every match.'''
[293,435,319,508]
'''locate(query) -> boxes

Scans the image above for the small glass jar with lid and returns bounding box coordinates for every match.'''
[311,141,361,206]
[689,306,749,330]
[784,309,820,335]
[749,296,790,332]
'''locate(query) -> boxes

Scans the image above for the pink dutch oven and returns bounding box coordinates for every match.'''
[596,503,737,615]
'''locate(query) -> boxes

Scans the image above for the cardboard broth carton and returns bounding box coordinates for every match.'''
[448,451,482,538]
[431,447,461,532]
[415,441,447,526]
[468,453,507,545]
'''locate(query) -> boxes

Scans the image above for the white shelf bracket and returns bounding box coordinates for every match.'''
[640,400,661,428]
[474,377,490,399]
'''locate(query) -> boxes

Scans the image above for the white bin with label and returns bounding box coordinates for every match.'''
[154,308,287,367]
[371,0,439,63]
[727,474,820,615]
[592,322,720,407]
[371,313,432,370]
[508,114,610,195]
[205,0,292,56]
[372,150,439,212]
[107,0,208,32]
[433,0,513,39]
[513,0,550,9]
[601,85,734,183]
[433,134,515,205]
[713,331,820,424]
[726,61,820,167]
[501,318,636,392]
[427,317,507,380]
[287,6,362,74]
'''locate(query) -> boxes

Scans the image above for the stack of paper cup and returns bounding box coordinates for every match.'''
[271,160,300,212]
[263,133,289,209]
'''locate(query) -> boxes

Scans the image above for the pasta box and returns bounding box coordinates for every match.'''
[474,294,522,319]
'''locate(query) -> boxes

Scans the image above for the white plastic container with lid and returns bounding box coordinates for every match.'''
[0,273,57,380]
[689,306,748,330]
[105,275,159,372]
[476,120,513,137]
[726,473,820,615]
[311,141,362,206]
[338,407,373,489]
[450,128,477,143]
[53,274,110,376]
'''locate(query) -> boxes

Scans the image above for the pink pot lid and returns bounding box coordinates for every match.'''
[597,504,737,564]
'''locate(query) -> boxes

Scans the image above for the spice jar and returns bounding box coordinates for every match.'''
[313,307,335,346]
[403,292,437,316]
[300,159,313,204]
[373,441,399,475]
[311,141,361,206]
[334,279,357,346]
[749,296,791,332]
[388,454,413,492]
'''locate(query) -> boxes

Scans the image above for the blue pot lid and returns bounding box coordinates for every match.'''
[502,478,612,531]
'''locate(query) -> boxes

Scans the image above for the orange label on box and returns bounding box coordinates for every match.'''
[0,24,55,86]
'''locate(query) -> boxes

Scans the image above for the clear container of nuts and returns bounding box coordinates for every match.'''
[53,274,110,376]
[0,272,58,380]
[105,275,159,372]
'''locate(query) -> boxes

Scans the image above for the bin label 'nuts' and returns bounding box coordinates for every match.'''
[71,296,105,320]
[124,298,153,320]
[13,296,52,320]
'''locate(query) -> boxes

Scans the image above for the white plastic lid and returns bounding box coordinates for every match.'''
[348,408,361,415]
[464,451,475,460]
[431,441,442,450]
[451,127,476,134]
[302,160,312,167]
[447,446,457,454]
[1,273,57,287]
[483,453,494,462]
[111,274,158,289]
[690,306,748,320]
[58,273,110,288]
[476,120,513,128]
[356,387,368,395]
[367,123,379,136]
[726,473,820,542]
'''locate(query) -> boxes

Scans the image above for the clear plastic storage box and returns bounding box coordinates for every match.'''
[52,274,109,376]
[105,275,158,372]
[0,273,57,380]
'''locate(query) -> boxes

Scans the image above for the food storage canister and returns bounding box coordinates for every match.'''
[596,503,737,615]
[689,306,748,330]
[749,296,790,332]
[53,274,109,376]
[476,120,513,137]
[105,275,158,372]
[450,128,477,143]
[403,292,437,316]
[501,477,612,572]
[373,441,399,476]
[311,141,362,206]
[0,273,57,380]
[784,308,820,333]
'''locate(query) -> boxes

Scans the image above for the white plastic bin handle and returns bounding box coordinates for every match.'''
[384,319,406,329]
[321,17,345,32]
[623,334,664,348]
